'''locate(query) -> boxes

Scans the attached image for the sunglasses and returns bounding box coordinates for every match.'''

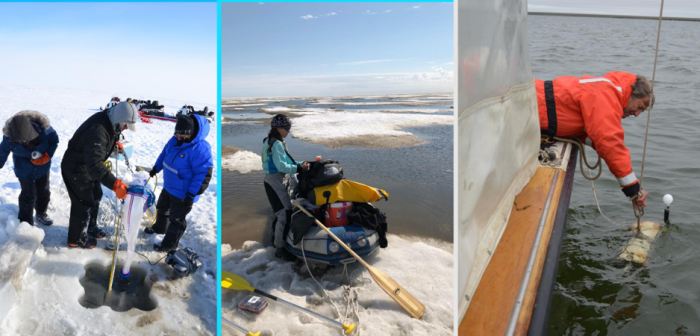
[284,127,291,132]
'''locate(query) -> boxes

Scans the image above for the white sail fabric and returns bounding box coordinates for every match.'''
[458,0,540,322]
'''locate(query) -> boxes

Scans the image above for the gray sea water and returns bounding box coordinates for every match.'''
[221,97,454,249]
[528,15,700,335]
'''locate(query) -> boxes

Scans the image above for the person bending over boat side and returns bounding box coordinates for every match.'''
[262,114,310,261]
[146,114,214,252]
[62,102,138,248]
[536,71,654,208]
[0,111,59,226]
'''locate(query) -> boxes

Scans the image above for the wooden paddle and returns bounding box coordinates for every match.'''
[291,199,426,319]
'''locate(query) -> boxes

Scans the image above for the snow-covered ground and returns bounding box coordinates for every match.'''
[292,111,452,147]
[221,150,262,174]
[0,85,217,335]
[221,235,453,336]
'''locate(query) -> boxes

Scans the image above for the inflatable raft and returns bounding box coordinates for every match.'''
[285,224,380,265]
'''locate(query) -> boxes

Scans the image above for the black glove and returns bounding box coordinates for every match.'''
[621,181,640,197]
[149,169,158,178]
[183,192,195,207]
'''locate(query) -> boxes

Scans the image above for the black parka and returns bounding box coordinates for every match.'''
[61,111,119,188]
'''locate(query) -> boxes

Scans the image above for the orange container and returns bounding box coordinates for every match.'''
[324,202,352,227]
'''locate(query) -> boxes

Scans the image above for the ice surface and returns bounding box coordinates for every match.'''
[0,219,44,324]
[0,85,218,335]
[292,111,453,141]
[221,234,453,336]
[222,150,262,174]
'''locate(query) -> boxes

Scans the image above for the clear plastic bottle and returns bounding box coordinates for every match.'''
[315,155,322,162]
[31,151,42,159]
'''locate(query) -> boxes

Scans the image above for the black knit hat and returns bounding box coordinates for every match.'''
[7,114,39,143]
[175,115,195,135]
[270,114,292,129]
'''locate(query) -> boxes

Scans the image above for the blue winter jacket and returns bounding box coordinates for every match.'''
[154,114,213,203]
[0,111,59,181]
[261,138,301,175]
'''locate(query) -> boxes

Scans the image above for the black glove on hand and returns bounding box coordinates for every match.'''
[184,192,195,207]
[149,169,158,178]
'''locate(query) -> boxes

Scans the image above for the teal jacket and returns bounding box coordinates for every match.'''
[261,138,300,175]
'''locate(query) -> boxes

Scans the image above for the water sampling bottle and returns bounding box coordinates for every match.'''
[663,194,673,223]
[31,151,42,160]
[315,156,322,162]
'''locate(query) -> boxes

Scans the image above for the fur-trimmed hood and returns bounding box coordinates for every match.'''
[3,110,51,138]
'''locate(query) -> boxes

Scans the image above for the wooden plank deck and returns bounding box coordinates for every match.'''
[459,166,565,336]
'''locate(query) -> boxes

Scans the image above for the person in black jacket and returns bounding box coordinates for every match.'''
[61,102,138,248]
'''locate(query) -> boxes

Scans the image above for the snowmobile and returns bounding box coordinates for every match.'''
[176,105,215,123]
[101,97,121,110]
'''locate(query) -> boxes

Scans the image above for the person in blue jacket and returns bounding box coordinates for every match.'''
[0,111,59,226]
[147,114,213,252]
[262,114,310,261]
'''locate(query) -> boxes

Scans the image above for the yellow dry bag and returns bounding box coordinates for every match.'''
[308,179,389,206]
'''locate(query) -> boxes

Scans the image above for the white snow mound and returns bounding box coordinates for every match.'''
[222,150,262,174]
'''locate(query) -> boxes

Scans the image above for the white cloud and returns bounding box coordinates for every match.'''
[366,10,377,15]
[301,12,337,19]
[411,5,421,9]
[385,10,392,13]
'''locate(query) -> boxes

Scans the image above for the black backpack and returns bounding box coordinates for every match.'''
[297,160,344,195]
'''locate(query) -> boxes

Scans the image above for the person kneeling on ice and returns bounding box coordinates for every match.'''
[120,171,156,278]
[62,102,138,248]
[145,114,213,252]
[537,71,654,209]
[0,111,59,226]
[261,114,310,261]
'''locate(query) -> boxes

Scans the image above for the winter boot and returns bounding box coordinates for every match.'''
[275,248,296,262]
[35,213,53,226]
[154,242,177,253]
[87,214,106,238]
[68,233,97,249]
[88,225,107,239]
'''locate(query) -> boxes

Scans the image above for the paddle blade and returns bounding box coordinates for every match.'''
[222,271,255,292]
[367,265,426,319]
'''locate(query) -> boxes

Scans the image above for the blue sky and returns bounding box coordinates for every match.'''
[0,3,217,104]
[529,0,700,18]
[222,2,453,98]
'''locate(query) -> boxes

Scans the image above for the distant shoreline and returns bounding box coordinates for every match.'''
[529,12,700,22]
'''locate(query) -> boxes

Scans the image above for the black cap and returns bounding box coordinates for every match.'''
[175,115,195,135]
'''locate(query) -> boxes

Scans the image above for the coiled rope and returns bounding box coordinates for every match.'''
[301,238,367,335]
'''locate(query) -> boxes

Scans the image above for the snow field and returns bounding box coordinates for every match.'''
[0,85,218,335]
[292,111,453,141]
[221,235,453,336]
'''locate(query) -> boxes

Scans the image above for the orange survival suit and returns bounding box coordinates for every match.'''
[536,71,640,197]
